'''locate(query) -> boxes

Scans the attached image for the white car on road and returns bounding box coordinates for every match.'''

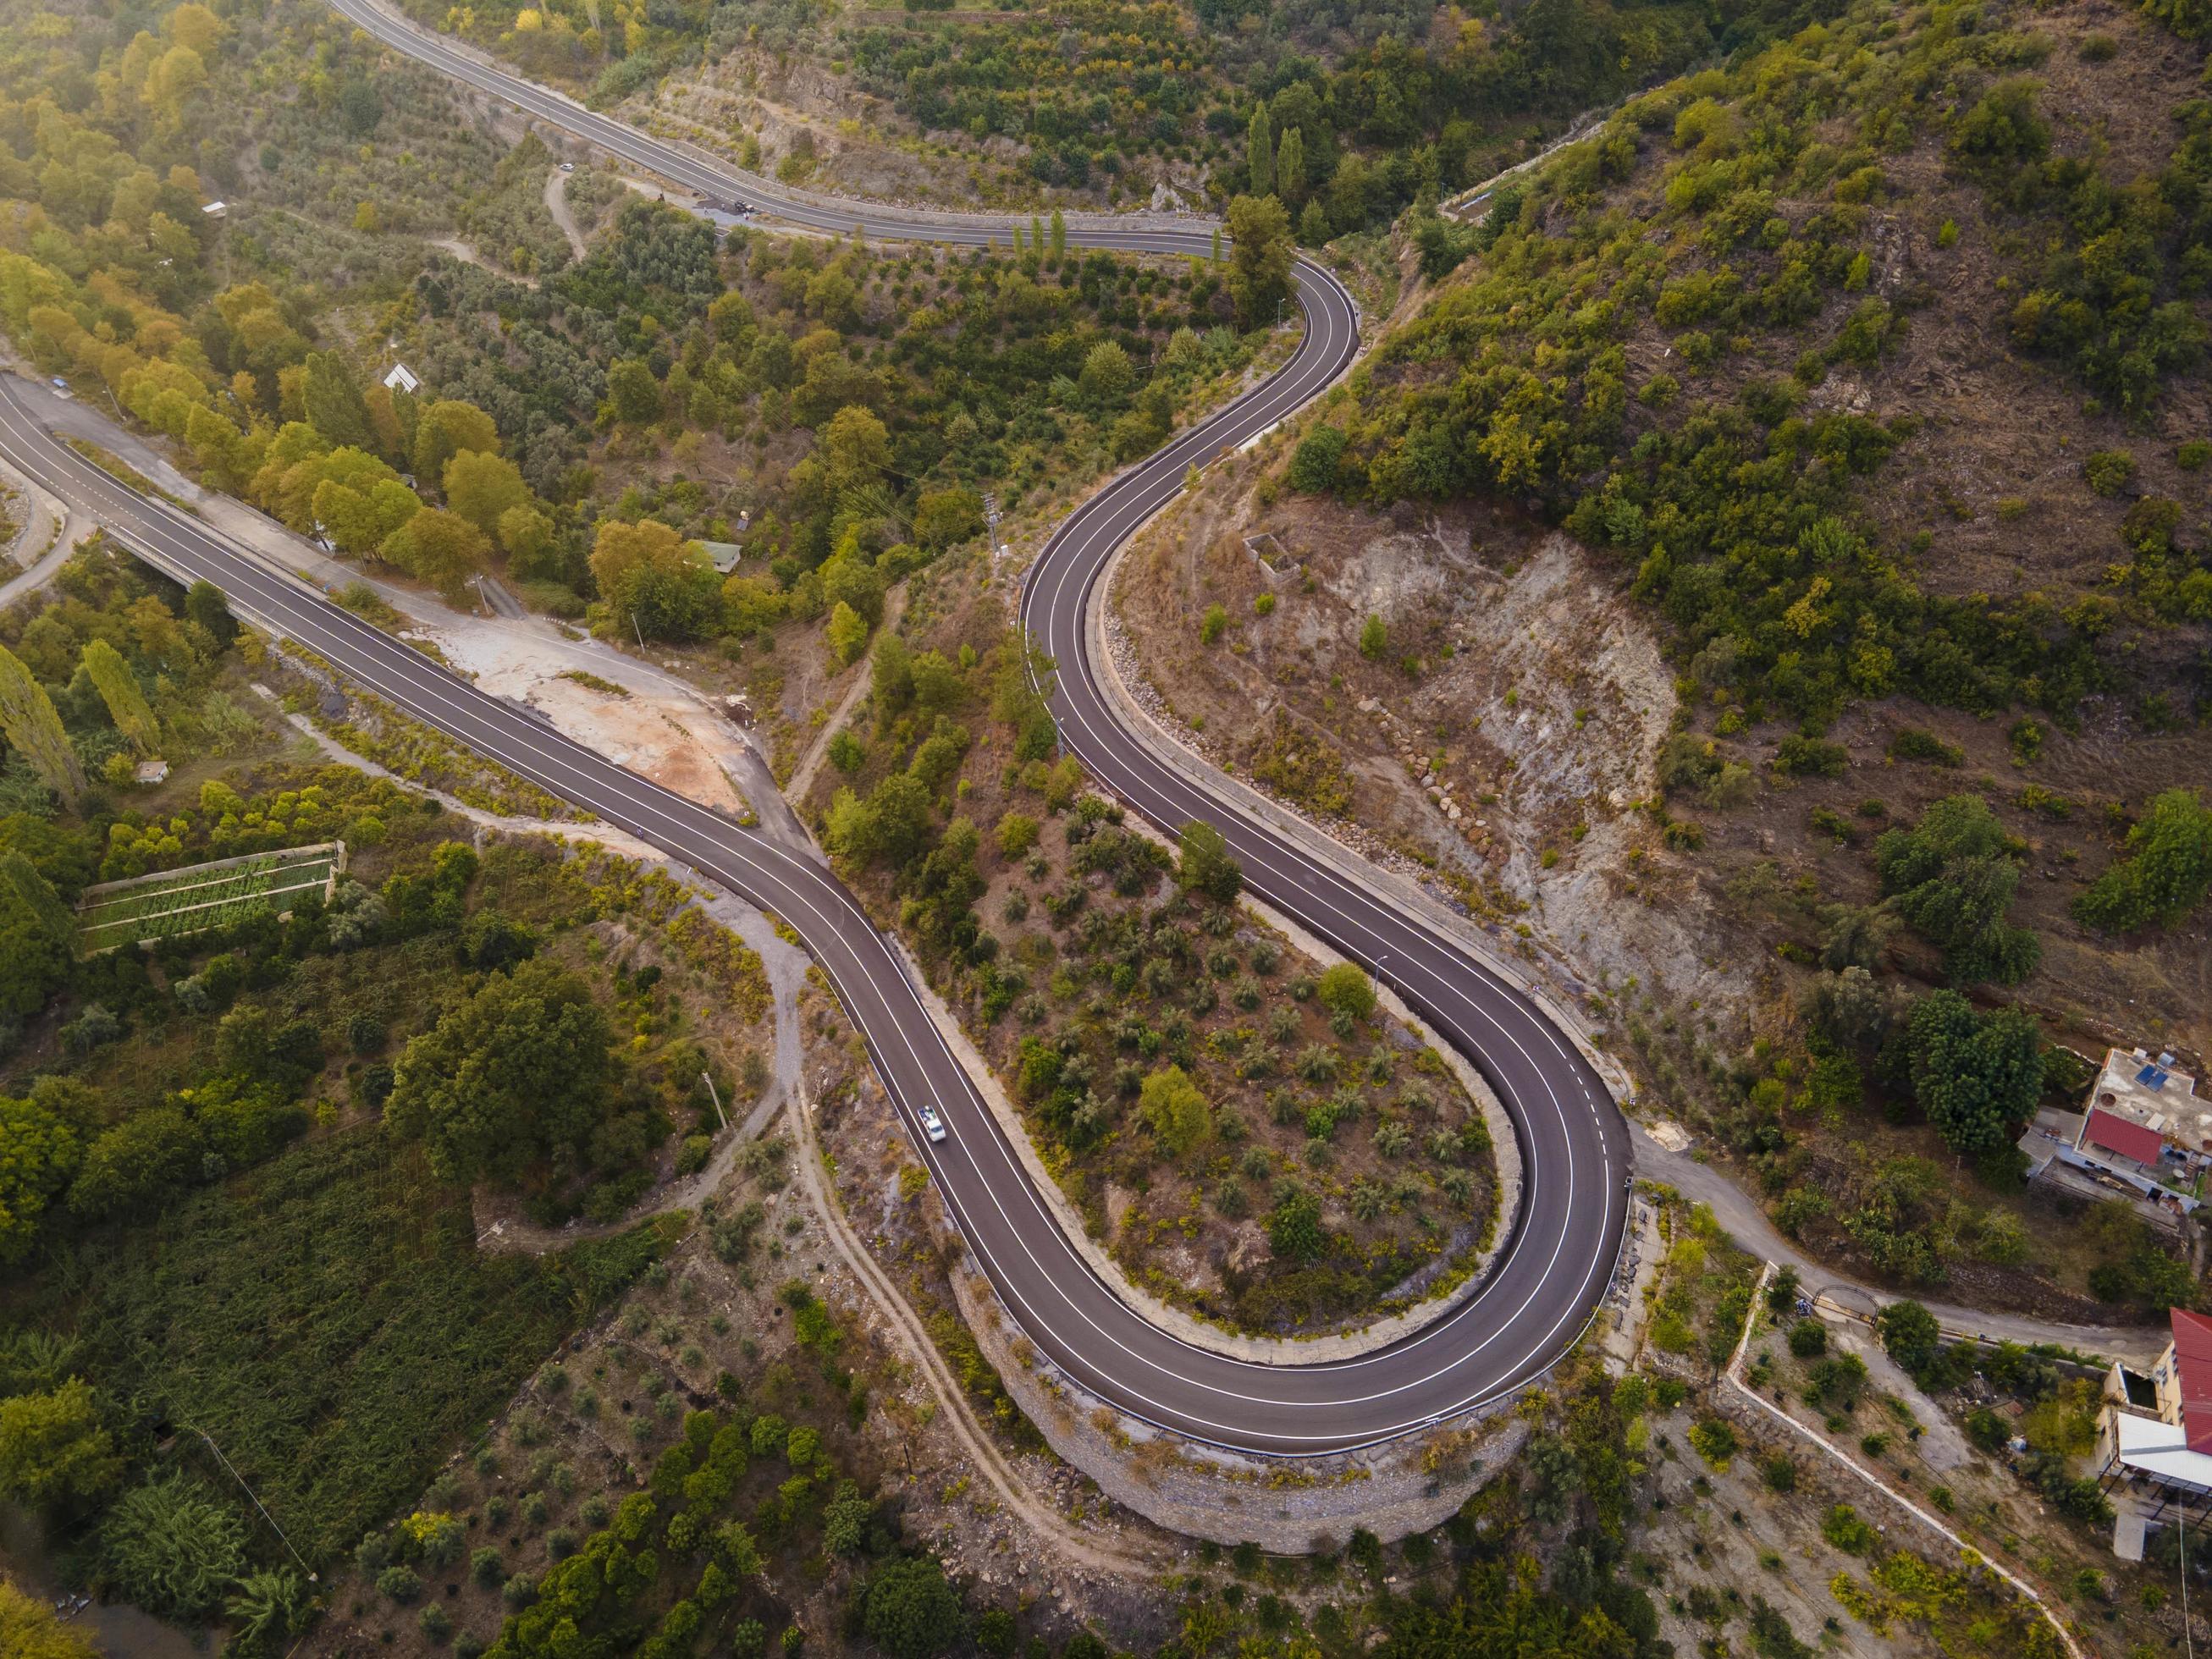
[916,1103,947,1143]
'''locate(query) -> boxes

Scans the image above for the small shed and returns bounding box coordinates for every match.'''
[134,758,169,785]
[382,363,421,396]
[201,201,227,219]
[697,539,744,575]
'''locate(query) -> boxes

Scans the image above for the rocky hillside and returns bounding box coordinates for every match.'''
[1122,0,2212,1316]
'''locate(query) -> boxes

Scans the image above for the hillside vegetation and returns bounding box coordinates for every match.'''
[1213,0,2212,1309]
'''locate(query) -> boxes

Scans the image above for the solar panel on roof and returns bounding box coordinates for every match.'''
[2139,1064,2171,1090]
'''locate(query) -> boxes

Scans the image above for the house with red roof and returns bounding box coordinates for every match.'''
[2100,1310,2212,1549]
[2018,1047,2204,1231]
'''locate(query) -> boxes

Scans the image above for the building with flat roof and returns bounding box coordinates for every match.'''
[2102,1310,2212,1552]
[2019,1047,2204,1228]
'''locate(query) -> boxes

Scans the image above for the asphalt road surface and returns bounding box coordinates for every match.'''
[0,3,1632,1456]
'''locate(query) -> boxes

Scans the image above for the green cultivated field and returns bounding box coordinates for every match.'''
[76,843,342,949]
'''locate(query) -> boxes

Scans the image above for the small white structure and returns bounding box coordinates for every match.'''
[201,201,227,219]
[697,539,744,575]
[134,758,169,786]
[382,363,421,396]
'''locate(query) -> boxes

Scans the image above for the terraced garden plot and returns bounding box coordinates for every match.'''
[76,842,344,949]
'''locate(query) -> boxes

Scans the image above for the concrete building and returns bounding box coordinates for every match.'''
[2101,1309,2212,1554]
[382,362,422,396]
[2019,1047,2204,1231]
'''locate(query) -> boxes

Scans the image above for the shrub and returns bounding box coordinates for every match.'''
[377,1564,423,1604]
[1288,427,1348,492]
[2083,449,2136,496]
[1200,604,1229,645]
[1266,1186,1326,1262]
[1822,1504,1875,1553]
[1314,962,1376,1022]
[1773,736,1848,778]
[1787,1320,1827,1358]
[1687,1418,1737,1469]
[1177,820,1243,904]
[1358,615,1387,659]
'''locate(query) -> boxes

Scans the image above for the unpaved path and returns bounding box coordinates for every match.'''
[544,167,588,260]
[432,235,538,287]
[783,1072,1169,1577]
[1634,1119,2165,1365]
[784,584,904,802]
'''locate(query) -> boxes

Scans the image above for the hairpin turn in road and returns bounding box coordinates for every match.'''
[0,2,1631,1455]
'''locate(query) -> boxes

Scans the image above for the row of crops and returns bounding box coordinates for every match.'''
[76,843,343,950]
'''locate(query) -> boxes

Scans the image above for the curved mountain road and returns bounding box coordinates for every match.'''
[0,3,1631,1457]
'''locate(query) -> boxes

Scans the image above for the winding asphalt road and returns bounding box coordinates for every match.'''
[0,3,1630,1457]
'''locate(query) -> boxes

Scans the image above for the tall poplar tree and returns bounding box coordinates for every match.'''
[78,640,158,755]
[0,644,84,807]
[1276,127,1305,205]
[1247,106,1273,196]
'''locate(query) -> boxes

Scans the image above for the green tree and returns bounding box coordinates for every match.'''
[858,1555,963,1659]
[1316,962,1376,1021]
[1276,126,1305,205]
[825,774,934,867]
[408,399,499,483]
[100,1472,247,1621]
[0,1579,98,1659]
[1247,106,1274,196]
[381,508,488,601]
[826,600,869,667]
[1225,194,1294,329]
[1289,427,1346,493]
[384,959,618,1184]
[0,1092,81,1263]
[821,405,891,497]
[1874,795,2038,983]
[184,581,237,649]
[1299,198,1330,246]
[1873,1299,1942,1381]
[2074,788,2212,933]
[0,642,84,807]
[0,854,75,1021]
[301,351,374,451]
[0,1380,121,1510]
[913,488,985,551]
[1907,989,2042,1156]
[1139,1066,1211,1155]
[78,638,158,754]
[1049,208,1067,260]
[1078,339,1134,405]
[442,449,533,537]
[587,516,691,605]
[605,359,664,426]
[1177,820,1243,904]
[872,632,915,714]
